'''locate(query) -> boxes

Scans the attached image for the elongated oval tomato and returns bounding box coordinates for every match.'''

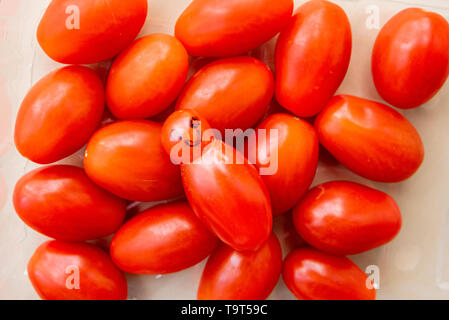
[275,0,352,117]
[283,248,376,300]
[315,95,424,182]
[176,57,274,132]
[251,114,319,216]
[28,241,127,300]
[84,120,183,202]
[13,165,126,241]
[15,66,104,164]
[293,181,402,255]
[161,110,212,164]
[110,202,218,274]
[106,34,189,120]
[372,8,449,109]
[175,0,293,57]
[198,233,282,300]
[37,0,147,64]
[181,140,272,251]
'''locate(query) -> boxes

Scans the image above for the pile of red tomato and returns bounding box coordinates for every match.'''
[12,0,449,300]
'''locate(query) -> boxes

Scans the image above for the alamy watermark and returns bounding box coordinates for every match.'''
[169,120,279,176]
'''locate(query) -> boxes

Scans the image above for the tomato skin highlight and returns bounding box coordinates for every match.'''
[110,201,218,274]
[251,114,319,216]
[181,140,272,252]
[275,0,352,117]
[175,0,293,57]
[282,248,376,300]
[84,120,183,202]
[372,8,449,109]
[28,241,127,300]
[106,34,189,120]
[13,165,126,241]
[198,233,282,300]
[176,56,274,132]
[293,181,402,255]
[14,66,104,164]
[37,0,148,64]
[315,95,424,182]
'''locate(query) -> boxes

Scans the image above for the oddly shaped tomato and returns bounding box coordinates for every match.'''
[251,114,319,216]
[13,165,126,241]
[275,0,352,117]
[176,57,274,132]
[175,0,293,57]
[84,120,183,202]
[283,248,376,300]
[198,233,282,300]
[181,140,272,251]
[315,95,424,182]
[161,110,212,159]
[37,0,147,64]
[293,181,401,255]
[15,66,104,164]
[28,241,127,300]
[106,34,189,120]
[372,8,449,109]
[110,201,218,274]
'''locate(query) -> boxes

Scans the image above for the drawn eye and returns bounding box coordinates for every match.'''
[190,117,200,129]
[169,129,183,141]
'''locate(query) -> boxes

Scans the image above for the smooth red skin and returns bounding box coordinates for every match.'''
[198,233,282,300]
[161,110,212,157]
[176,56,274,132]
[175,0,293,57]
[252,114,319,216]
[84,120,183,202]
[315,95,424,182]
[106,34,189,120]
[15,66,104,164]
[13,165,126,241]
[37,0,147,64]
[372,8,449,109]
[110,202,218,274]
[181,140,272,252]
[293,181,402,255]
[283,248,376,300]
[275,0,352,117]
[28,241,127,300]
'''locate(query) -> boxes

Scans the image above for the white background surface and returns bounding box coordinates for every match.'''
[1,0,449,299]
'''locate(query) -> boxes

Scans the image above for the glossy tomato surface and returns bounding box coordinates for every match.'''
[275,0,352,117]
[106,34,189,120]
[176,56,274,132]
[175,0,293,57]
[181,140,272,252]
[198,233,282,300]
[372,8,449,109]
[161,109,212,161]
[28,241,127,300]
[84,120,183,202]
[37,0,147,64]
[315,95,424,182]
[15,66,104,164]
[283,248,376,300]
[293,181,402,255]
[13,165,126,241]
[110,201,218,274]
[251,113,319,216]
